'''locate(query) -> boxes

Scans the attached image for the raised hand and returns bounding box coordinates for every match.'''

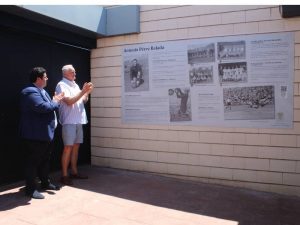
[53,92,65,103]
[86,82,94,94]
[82,82,94,94]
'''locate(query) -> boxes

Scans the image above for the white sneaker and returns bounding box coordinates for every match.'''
[32,190,45,199]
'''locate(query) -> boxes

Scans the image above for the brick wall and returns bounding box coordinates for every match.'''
[90,5,300,196]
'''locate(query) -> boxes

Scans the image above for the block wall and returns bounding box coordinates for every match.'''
[90,5,300,196]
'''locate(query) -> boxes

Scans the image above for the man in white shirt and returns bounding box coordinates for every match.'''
[55,65,93,185]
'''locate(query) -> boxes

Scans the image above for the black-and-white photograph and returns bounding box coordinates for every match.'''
[218,62,247,84]
[217,41,246,60]
[124,55,149,92]
[189,64,213,86]
[169,87,192,122]
[223,85,275,120]
[187,43,215,64]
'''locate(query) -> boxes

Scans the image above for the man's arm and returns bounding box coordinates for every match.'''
[82,85,94,104]
[62,82,93,106]
[24,88,60,113]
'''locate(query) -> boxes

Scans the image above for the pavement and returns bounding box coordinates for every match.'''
[1,166,300,225]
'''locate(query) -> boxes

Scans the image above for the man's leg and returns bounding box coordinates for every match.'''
[24,141,40,195]
[61,145,72,177]
[70,143,80,175]
[60,145,74,185]
[69,124,88,179]
[60,124,77,185]
[69,143,88,179]
[38,141,52,186]
[23,140,45,198]
[39,141,60,190]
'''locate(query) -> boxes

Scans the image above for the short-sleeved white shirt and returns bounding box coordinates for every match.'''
[55,78,87,125]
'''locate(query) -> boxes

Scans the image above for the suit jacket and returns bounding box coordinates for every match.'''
[19,84,59,141]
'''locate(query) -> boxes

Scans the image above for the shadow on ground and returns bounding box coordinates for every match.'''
[67,166,300,225]
[0,186,31,210]
[1,165,300,225]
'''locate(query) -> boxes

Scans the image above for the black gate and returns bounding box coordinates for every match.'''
[0,24,91,185]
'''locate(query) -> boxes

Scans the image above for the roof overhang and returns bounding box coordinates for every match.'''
[0,5,140,49]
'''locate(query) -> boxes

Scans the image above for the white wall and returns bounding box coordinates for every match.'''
[90,5,300,196]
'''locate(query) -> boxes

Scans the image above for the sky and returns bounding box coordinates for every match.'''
[3,0,300,5]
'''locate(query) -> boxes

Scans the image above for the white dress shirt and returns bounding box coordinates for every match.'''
[55,78,87,125]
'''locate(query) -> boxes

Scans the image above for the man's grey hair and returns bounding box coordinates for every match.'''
[62,64,75,72]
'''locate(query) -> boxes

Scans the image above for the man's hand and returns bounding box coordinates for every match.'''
[87,82,94,94]
[82,82,94,94]
[82,82,94,103]
[53,92,65,103]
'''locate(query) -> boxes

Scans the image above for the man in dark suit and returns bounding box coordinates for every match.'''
[19,67,64,199]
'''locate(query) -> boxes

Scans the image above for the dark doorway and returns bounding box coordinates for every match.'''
[0,26,91,185]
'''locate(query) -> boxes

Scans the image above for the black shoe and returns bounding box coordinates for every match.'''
[60,176,73,185]
[41,183,60,191]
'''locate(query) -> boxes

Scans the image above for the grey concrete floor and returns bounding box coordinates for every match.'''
[1,166,300,225]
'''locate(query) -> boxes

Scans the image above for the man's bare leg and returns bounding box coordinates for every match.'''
[70,143,80,175]
[61,145,72,177]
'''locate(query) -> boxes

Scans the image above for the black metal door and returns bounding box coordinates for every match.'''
[0,27,91,185]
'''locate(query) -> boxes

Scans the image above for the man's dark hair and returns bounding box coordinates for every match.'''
[29,67,46,83]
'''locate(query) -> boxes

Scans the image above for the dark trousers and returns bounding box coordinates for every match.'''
[23,139,53,195]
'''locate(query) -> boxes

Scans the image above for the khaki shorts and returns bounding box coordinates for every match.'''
[62,124,83,146]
